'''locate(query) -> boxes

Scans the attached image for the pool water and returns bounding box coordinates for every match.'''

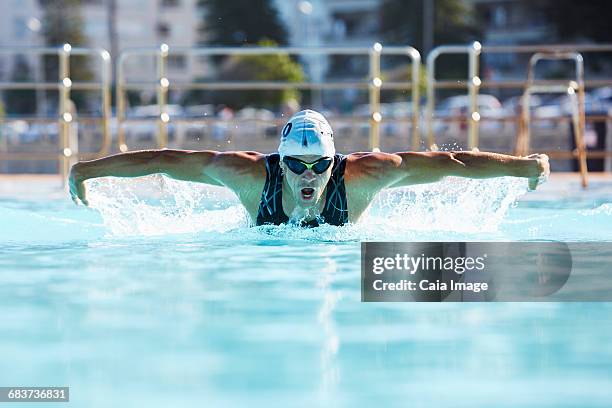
[1,175,612,407]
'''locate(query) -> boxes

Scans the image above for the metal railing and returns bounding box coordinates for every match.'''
[2,42,612,185]
[116,44,421,152]
[426,41,482,148]
[425,43,612,187]
[517,52,588,186]
[0,45,111,180]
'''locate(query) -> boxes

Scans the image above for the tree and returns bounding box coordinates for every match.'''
[184,40,305,110]
[4,56,37,115]
[218,41,304,109]
[547,1,612,71]
[198,0,288,46]
[549,0,612,43]
[380,0,480,82]
[380,0,480,50]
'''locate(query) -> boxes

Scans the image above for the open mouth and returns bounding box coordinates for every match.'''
[300,188,315,200]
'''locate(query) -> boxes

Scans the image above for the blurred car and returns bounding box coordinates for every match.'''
[556,92,605,115]
[0,120,30,144]
[501,95,544,131]
[530,92,605,130]
[502,95,543,117]
[235,107,277,138]
[123,104,184,142]
[21,123,59,144]
[235,107,275,121]
[353,102,416,119]
[431,94,504,136]
[351,102,419,137]
[591,86,612,110]
[180,104,217,142]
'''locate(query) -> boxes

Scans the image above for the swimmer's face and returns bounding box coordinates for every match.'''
[281,155,333,207]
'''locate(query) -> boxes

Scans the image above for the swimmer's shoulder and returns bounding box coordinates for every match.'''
[207,151,268,217]
[344,152,402,182]
[342,153,401,221]
[205,150,267,186]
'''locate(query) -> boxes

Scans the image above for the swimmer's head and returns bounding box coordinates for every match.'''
[278,110,335,159]
[278,110,335,208]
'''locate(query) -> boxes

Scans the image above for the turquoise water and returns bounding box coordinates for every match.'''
[1,176,612,407]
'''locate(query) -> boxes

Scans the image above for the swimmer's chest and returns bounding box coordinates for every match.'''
[237,169,375,224]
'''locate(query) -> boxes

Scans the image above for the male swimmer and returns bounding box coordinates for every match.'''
[69,109,549,227]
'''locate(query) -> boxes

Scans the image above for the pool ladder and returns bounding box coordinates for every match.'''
[516,52,588,188]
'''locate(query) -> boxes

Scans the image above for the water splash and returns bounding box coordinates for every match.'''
[581,203,612,216]
[85,174,529,239]
[87,175,249,236]
[363,176,528,234]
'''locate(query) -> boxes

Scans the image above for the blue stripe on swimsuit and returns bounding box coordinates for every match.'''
[256,153,348,227]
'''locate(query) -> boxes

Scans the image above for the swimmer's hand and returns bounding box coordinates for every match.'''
[526,153,550,191]
[69,163,89,206]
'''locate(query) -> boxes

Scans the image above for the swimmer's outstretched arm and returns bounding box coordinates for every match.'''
[69,149,264,205]
[364,151,549,190]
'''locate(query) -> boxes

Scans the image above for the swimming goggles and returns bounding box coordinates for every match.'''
[282,156,333,175]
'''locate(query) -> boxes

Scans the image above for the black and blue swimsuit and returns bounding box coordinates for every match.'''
[256,153,348,227]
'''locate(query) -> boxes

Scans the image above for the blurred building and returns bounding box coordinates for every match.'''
[0,0,208,84]
[0,0,388,81]
[274,0,381,82]
[0,0,44,82]
[466,0,559,79]
[80,0,208,82]
[323,0,381,46]
[468,0,556,45]
[275,0,381,47]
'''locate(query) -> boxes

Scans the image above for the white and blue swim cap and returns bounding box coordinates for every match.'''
[278,109,335,159]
